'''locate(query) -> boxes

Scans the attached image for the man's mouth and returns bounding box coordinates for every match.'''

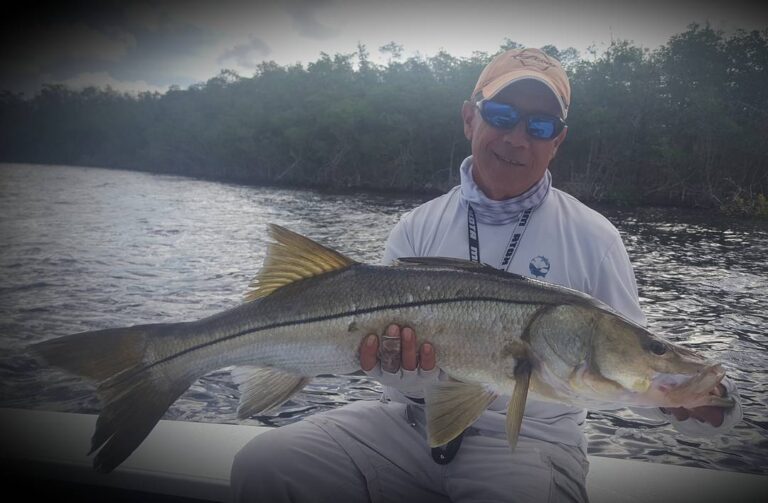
[493,152,525,167]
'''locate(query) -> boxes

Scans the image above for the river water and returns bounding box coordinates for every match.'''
[1,163,766,475]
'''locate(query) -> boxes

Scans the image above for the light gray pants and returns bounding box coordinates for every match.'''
[231,400,589,503]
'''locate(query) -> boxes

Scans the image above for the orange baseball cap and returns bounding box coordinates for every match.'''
[472,48,571,119]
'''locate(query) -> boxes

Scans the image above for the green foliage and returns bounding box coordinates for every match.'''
[1,24,766,212]
[556,24,768,212]
[720,192,768,218]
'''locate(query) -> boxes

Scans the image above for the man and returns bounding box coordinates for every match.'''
[231,48,741,502]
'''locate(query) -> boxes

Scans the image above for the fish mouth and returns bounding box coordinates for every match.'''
[651,364,734,409]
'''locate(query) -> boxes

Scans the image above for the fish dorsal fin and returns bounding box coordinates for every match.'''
[395,256,498,271]
[245,224,358,302]
[395,257,534,283]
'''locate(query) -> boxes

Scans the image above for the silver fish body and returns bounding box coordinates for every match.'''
[178,264,559,383]
[33,225,734,473]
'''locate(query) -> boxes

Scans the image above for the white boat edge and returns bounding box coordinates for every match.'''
[1,407,765,502]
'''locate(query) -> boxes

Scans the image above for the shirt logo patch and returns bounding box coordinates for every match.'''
[529,256,550,278]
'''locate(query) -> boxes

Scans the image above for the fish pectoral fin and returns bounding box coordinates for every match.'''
[424,381,498,447]
[506,360,531,451]
[232,366,311,419]
[244,224,358,302]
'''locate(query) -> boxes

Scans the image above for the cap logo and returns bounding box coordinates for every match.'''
[512,52,555,72]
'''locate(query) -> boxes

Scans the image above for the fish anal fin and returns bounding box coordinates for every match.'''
[424,381,498,447]
[245,224,358,302]
[506,360,532,451]
[232,366,310,419]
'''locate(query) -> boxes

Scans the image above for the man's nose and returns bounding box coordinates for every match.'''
[501,121,529,147]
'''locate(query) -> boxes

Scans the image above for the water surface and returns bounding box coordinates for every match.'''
[1,163,766,475]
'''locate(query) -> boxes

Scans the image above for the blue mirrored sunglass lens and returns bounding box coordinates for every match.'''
[527,119,556,139]
[482,102,520,128]
[480,101,562,139]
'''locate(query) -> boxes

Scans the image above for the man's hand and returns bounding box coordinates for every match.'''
[660,384,727,427]
[360,324,436,373]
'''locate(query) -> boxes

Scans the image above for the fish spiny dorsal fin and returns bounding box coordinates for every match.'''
[244,224,358,302]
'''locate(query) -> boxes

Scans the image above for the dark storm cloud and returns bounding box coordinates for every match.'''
[283,0,340,40]
[0,0,217,93]
[106,19,214,85]
[217,36,272,69]
[1,0,766,96]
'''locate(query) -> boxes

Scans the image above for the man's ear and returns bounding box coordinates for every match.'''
[550,125,568,159]
[461,101,475,140]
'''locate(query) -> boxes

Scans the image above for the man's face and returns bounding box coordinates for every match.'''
[461,80,567,200]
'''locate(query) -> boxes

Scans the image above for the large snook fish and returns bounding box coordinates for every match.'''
[34,224,734,473]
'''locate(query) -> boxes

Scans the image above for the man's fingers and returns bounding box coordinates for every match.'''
[401,327,417,371]
[380,324,402,373]
[359,334,379,371]
[660,407,691,422]
[419,343,436,371]
[690,406,725,427]
[360,325,435,374]
[671,408,691,421]
[661,403,725,427]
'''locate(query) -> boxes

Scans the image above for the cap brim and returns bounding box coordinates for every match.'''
[481,70,567,119]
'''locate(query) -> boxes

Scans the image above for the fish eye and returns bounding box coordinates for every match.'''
[649,340,668,356]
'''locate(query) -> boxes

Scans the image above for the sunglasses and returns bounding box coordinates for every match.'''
[476,100,566,140]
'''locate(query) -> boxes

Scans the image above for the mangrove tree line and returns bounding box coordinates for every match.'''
[1,23,766,214]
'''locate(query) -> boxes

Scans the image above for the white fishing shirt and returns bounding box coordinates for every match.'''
[380,171,742,450]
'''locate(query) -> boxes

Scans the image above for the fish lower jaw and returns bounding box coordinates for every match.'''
[642,366,729,408]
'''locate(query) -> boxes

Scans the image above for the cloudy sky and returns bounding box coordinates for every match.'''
[1,0,765,96]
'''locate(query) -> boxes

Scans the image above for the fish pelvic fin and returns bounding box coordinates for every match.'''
[424,381,498,447]
[244,224,358,302]
[506,359,532,451]
[33,323,198,473]
[232,366,311,419]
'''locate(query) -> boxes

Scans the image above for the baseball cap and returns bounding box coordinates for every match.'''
[472,48,571,119]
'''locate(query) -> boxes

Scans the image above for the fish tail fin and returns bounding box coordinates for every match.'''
[33,323,197,473]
